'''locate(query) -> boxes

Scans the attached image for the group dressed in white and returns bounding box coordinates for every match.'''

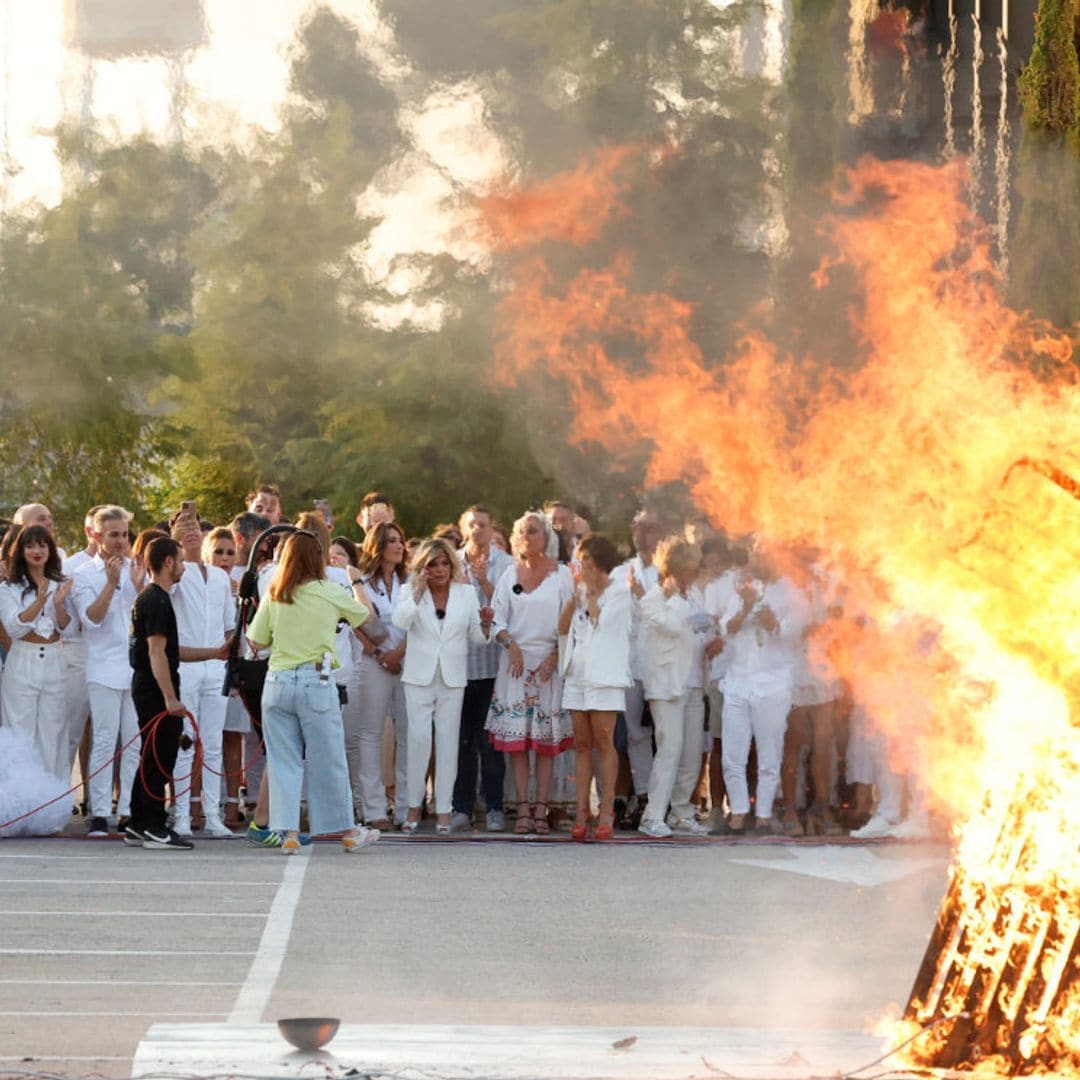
[0,488,926,848]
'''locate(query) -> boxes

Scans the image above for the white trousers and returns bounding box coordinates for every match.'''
[623,678,655,796]
[0,640,68,782]
[645,692,706,823]
[404,670,464,814]
[847,705,903,822]
[87,683,140,818]
[174,660,229,819]
[721,687,791,819]
[60,641,90,773]
[344,659,407,822]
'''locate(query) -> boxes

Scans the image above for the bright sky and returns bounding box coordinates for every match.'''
[0,0,507,326]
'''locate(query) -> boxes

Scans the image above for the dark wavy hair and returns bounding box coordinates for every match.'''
[358,521,407,587]
[7,525,65,595]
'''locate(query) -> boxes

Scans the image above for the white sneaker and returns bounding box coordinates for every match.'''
[343,826,380,853]
[849,813,898,839]
[639,818,673,838]
[449,811,472,832]
[172,814,193,838]
[670,817,709,836]
[203,815,234,838]
[887,814,933,840]
[486,810,505,832]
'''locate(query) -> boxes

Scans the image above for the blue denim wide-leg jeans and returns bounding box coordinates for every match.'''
[261,665,355,834]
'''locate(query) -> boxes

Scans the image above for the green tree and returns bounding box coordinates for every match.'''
[1018,0,1080,136]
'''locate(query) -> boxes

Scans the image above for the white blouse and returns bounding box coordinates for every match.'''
[492,563,574,664]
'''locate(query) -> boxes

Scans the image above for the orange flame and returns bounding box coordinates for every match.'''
[482,147,1080,1066]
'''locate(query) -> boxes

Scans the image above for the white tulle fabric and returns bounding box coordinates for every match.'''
[0,724,72,837]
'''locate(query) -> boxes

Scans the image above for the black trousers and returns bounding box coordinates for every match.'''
[130,688,183,835]
[452,678,504,815]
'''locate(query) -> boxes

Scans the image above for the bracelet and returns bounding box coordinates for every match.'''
[500,636,516,650]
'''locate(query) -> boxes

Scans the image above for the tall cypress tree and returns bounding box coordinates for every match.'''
[1017,0,1080,136]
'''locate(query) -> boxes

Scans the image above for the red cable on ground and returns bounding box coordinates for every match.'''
[0,707,253,832]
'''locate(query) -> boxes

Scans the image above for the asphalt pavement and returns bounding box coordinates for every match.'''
[0,830,950,1078]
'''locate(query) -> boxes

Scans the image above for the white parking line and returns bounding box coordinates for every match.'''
[0,1057,130,1063]
[0,1011,230,1017]
[0,878,279,886]
[0,980,242,986]
[0,910,267,918]
[0,948,255,956]
[229,848,311,1023]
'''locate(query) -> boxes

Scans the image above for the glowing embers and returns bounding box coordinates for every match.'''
[902,780,1080,1074]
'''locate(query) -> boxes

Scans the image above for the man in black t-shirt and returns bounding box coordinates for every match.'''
[126,535,230,850]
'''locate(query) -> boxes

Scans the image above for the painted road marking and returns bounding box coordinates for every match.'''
[729,847,944,887]
[228,847,311,1023]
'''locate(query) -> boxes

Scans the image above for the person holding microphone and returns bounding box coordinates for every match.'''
[246,530,378,856]
[393,538,493,835]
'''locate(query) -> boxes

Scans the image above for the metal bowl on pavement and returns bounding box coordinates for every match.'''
[277,1017,340,1051]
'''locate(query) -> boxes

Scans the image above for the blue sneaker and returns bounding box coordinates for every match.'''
[246,822,283,847]
[246,822,312,847]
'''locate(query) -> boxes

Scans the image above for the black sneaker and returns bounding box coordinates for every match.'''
[123,825,146,847]
[142,827,194,850]
[87,816,109,837]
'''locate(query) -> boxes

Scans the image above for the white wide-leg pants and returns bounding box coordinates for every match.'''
[404,671,464,815]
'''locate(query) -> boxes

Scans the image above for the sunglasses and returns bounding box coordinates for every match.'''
[213,548,235,556]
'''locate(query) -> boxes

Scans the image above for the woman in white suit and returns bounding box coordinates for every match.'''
[558,533,632,841]
[636,538,703,838]
[393,537,492,835]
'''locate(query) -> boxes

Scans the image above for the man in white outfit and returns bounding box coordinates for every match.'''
[610,510,667,822]
[719,544,809,833]
[72,506,145,836]
[170,513,234,837]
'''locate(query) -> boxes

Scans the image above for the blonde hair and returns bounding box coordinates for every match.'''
[201,526,235,565]
[510,511,559,560]
[654,537,701,580]
[293,511,331,564]
[409,537,464,582]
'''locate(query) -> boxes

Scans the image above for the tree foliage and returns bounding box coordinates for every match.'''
[1018,0,1080,136]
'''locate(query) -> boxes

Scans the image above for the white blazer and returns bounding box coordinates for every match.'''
[559,582,633,689]
[639,584,696,701]
[392,581,489,688]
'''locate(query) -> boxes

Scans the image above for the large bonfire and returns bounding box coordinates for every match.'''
[480,149,1080,1073]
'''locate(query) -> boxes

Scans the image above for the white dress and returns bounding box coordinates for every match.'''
[0,724,71,837]
[486,564,575,755]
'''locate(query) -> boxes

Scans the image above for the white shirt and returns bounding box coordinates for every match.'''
[325,565,356,686]
[172,561,233,653]
[721,576,809,698]
[63,550,94,577]
[640,585,696,700]
[0,578,72,641]
[491,563,574,666]
[703,569,739,684]
[610,555,660,681]
[71,556,140,690]
[361,571,407,653]
[560,580,633,690]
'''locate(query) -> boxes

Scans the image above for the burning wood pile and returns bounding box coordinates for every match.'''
[902,779,1079,1074]
[481,145,1080,1073]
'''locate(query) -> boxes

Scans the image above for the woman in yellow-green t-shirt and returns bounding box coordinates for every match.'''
[247,530,376,855]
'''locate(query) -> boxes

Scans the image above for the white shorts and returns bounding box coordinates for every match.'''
[562,681,626,713]
[222,694,251,734]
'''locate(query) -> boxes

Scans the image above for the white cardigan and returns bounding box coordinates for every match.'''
[392,581,489,688]
[559,582,633,689]
[639,584,696,701]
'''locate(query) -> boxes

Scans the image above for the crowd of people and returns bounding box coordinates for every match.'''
[0,486,930,851]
